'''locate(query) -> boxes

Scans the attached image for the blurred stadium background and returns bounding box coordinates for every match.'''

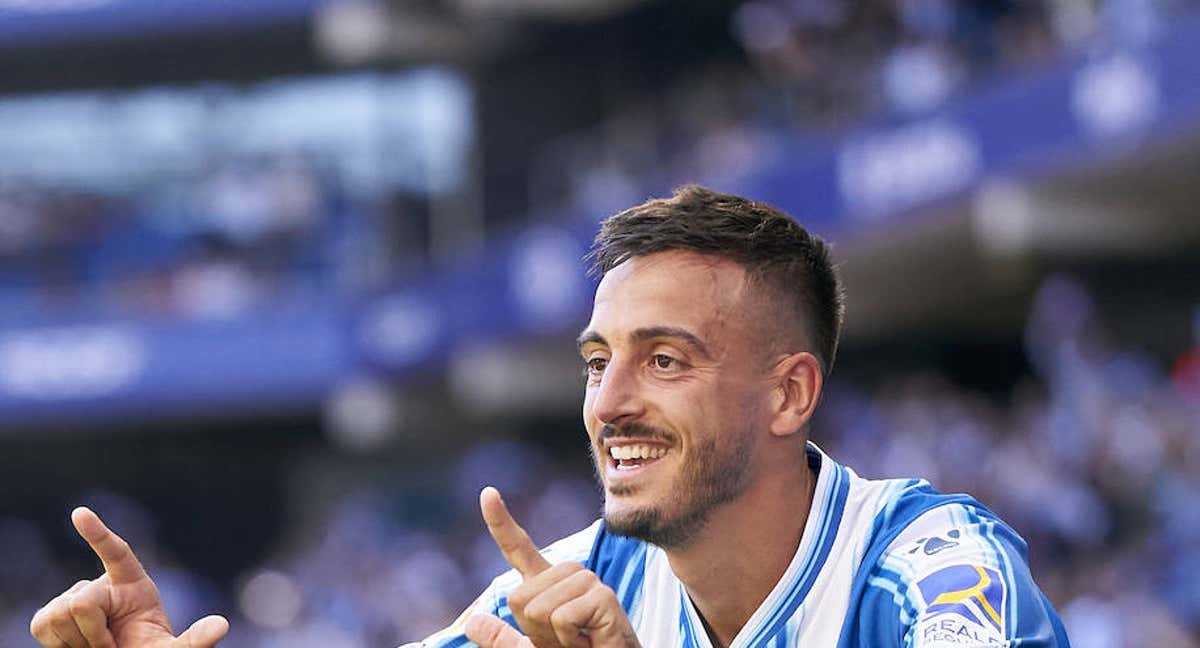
[0,0,1198,646]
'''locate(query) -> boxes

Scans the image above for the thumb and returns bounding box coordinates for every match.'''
[465,612,535,648]
[177,615,229,648]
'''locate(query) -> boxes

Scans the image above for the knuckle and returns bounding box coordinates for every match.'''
[33,600,61,626]
[29,623,55,645]
[589,582,618,603]
[485,623,507,647]
[41,598,68,622]
[523,596,553,622]
[29,613,47,637]
[553,562,584,576]
[66,593,90,615]
[507,587,531,613]
[571,567,599,585]
[548,605,573,627]
[49,606,73,627]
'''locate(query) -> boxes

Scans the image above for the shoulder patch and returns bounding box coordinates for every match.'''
[915,564,1007,634]
[915,611,1007,646]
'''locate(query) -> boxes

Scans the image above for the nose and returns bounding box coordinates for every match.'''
[588,357,644,425]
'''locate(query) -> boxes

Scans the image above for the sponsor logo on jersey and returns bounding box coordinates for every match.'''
[918,613,1007,645]
[916,564,1006,632]
[908,529,962,556]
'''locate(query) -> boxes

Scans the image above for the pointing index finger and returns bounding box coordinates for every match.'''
[71,507,149,585]
[480,487,551,577]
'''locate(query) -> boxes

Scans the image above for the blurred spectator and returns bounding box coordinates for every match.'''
[0,150,373,322]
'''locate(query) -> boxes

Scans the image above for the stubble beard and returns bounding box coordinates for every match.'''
[591,423,755,551]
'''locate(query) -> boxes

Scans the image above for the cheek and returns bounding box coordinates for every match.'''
[582,390,601,439]
[677,384,720,426]
[679,382,757,440]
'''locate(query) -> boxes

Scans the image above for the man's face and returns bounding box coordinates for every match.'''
[578,250,776,549]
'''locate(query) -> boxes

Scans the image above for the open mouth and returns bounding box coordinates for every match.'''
[608,443,669,471]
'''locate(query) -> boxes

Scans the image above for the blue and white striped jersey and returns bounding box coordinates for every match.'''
[417,443,1070,647]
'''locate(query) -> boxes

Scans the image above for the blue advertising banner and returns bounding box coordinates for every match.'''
[0,0,325,45]
[0,307,348,427]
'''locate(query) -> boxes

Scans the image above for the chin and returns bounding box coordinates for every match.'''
[602,499,705,550]
[603,503,662,537]
[604,487,646,509]
[603,491,640,519]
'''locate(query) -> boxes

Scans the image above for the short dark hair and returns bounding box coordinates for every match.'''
[587,185,845,374]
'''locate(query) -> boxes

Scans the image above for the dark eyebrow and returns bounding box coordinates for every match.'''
[577,330,607,350]
[578,326,713,360]
[632,326,714,360]
[578,327,714,361]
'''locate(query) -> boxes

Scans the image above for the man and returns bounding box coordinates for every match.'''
[31,186,1070,648]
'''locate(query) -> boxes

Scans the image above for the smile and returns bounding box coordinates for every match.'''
[607,443,669,471]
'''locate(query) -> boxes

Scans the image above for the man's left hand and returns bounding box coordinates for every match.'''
[465,487,641,648]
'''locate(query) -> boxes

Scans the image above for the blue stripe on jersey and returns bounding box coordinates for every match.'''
[617,542,647,611]
[863,479,921,558]
[770,618,790,647]
[583,521,649,629]
[679,596,702,648]
[869,564,919,624]
[963,504,1019,641]
[499,607,517,628]
[585,523,640,584]
[744,461,851,647]
[491,599,520,632]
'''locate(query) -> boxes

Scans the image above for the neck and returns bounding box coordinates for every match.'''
[666,442,818,648]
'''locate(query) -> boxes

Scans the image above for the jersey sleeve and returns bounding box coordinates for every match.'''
[404,578,509,648]
[858,503,1070,648]
[400,520,603,648]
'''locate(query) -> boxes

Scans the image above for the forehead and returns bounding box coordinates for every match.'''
[588,250,754,345]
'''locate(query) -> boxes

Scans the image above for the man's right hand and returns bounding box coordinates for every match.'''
[29,507,229,648]
[467,488,640,648]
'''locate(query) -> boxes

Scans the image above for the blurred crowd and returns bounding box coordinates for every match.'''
[0,154,376,323]
[2,1,1197,325]
[732,0,1178,122]
[539,0,1199,218]
[1,274,1197,647]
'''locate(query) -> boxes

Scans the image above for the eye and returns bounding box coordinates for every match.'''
[584,357,608,378]
[651,354,679,371]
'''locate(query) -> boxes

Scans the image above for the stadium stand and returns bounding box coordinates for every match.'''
[1,1,1198,646]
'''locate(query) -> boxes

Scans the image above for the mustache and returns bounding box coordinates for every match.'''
[599,422,677,444]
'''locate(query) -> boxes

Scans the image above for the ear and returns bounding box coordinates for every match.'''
[768,352,823,438]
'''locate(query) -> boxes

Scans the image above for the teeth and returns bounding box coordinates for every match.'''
[608,445,667,461]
